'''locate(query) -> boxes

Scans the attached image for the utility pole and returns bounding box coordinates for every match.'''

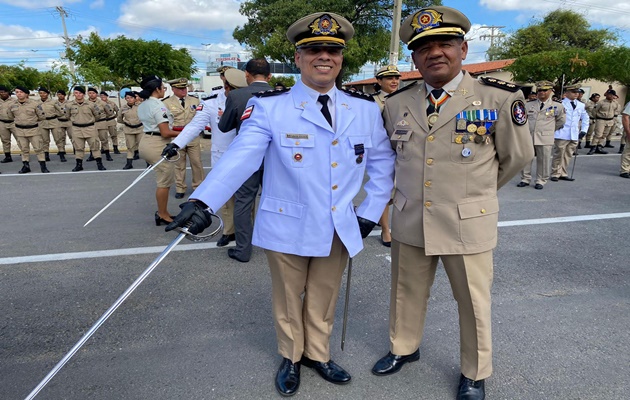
[388,0,403,66]
[479,25,505,61]
[55,6,75,76]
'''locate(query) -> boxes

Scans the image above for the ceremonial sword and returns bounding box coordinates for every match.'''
[25,215,222,400]
[83,153,180,227]
[341,257,352,351]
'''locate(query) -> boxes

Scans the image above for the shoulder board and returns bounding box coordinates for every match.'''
[203,94,218,100]
[341,88,374,102]
[161,96,170,101]
[253,88,290,98]
[371,90,382,97]
[526,99,537,103]
[385,81,418,98]
[212,86,222,91]
[480,77,520,92]
[553,100,563,104]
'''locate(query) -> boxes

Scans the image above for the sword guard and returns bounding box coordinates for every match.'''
[165,151,181,162]
[177,213,224,242]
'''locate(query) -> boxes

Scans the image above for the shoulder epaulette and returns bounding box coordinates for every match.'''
[212,86,223,91]
[203,93,218,100]
[161,96,170,101]
[480,77,520,92]
[371,90,382,97]
[253,88,290,98]
[385,81,418,98]
[341,88,374,102]
[553,100,563,104]
[526,99,537,103]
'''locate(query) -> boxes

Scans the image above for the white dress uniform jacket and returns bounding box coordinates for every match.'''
[173,95,236,153]
[191,80,395,257]
[555,97,589,140]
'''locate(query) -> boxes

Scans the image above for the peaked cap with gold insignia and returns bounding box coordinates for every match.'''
[400,6,471,50]
[287,12,354,49]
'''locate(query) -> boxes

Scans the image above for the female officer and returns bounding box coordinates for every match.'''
[137,75,179,225]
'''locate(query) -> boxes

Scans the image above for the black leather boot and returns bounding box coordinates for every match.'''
[122,159,133,170]
[39,161,50,173]
[59,152,67,162]
[585,140,591,148]
[587,145,596,155]
[619,144,625,154]
[44,151,50,161]
[595,145,608,154]
[0,152,12,163]
[133,150,139,160]
[604,140,615,148]
[86,151,95,161]
[113,145,121,154]
[72,159,83,172]
[96,157,107,170]
[19,161,31,174]
[577,141,582,149]
[104,149,113,161]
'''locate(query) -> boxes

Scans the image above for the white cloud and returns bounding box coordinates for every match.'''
[0,0,82,9]
[0,23,64,49]
[118,0,247,32]
[90,0,105,9]
[465,24,494,63]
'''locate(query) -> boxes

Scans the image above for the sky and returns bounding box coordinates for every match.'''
[0,0,629,80]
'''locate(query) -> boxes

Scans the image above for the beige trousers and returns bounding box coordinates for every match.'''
[521,144,552,185]
[175,136,204,194]
[620,141,630,174]
[551,139,577,178]
[0,121,16,153]
[123,129,143,159]
[220,195,235,236]
[593,119,614,146]
[17,129,45,162]
[72,126,101,159]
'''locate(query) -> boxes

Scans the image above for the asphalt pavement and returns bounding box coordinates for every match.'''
[1,142,629,400]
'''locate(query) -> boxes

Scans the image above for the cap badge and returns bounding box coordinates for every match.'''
[412,10,443,33]
[310,15,340,36]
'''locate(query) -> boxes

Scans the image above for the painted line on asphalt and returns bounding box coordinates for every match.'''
[0,166,213,177]
[1,212,629,266]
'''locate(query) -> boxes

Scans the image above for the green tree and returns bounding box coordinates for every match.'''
[507,49,592,89]
[269,75,296,88]
[0,63,69,93]
[233,0,441,79]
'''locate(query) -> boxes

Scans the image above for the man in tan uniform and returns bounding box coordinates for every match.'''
[87,87,114,161]
[517,81,566,189]
[55,89,73,154]
[100,91,121,154]
[619,101,630,179]
[7,86,49,173]
[0,85,17,163]
[589,89,621,154]
[163,78,204,199]
[68,86,106,171]
[371,7,533,400]
[37,87,66,162]
[118,91,143,169]
[583,93,599,149]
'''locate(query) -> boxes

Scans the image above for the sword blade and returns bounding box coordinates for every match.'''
[341,257,352,351]
[24,230,188,400]
[83,158,166,227]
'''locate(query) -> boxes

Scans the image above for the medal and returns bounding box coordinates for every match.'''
[461,135,469,144]
[476,125,487,135]
[455,135,463,144]
[428,112,439,127]
[467,123,478,133]
[293,153,303,162]
[456,118,467,131]
[474,134,484,144]
[461,148,472,158]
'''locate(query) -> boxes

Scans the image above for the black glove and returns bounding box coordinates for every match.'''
[579,131,587,140]
[357,216,377,239]
[165,201,212,234]
[161,143,180,159]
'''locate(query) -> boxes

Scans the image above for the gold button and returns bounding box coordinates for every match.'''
[481,209,486,214]
[331,162,338,168]
[295,141,300,145]
[427,135,434,142]
[424,201,432,208]
[397,134,402,139]
[279,208,283,213]
[331,206,336,211]
[424,181,431,187]
[332,185,338,190]
[426,158,434,165]
[332,140,338,145]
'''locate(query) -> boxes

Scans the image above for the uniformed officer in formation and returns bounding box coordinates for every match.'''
[117,90,144,169]
[6,86,49,173]
[620,100,630,179]
[583,92,599,149]
[68,86,106,171]
[55,89,73,154]
[100,91,121,154]
[517,81,566,189]
[37,87,66,162]
[589,89,621,154]
[164,11,395,396]
[87,87,114,161]
[162,78,204,199]
[372,7,533,400]
[0,85,16,164]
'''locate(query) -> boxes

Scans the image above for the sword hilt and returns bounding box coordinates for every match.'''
[176,212,224,242]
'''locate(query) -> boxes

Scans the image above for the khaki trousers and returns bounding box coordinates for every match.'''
[58,123,73,142]
[521,144,552,185]
[17,128,45,162]
[593,120,614,146]
[175,136,204,194]
[123,129,143,159]
[72,126,101,159]
[585,120,596,142]
[220,195,235,236]
[97,127,109,151]
[265,233,348,363]
[551,139,577,179]
[40,127,53,152]
[620,142,630,174]
[0,121,16,153]
[108,124,118,144]
[389,241,493,381]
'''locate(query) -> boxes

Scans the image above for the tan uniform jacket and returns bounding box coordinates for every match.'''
[7,98,45,136]
[585,100,598,119]
[373,91,387,112]
[525,99,566,146]
[107,100,119,126]
[383,72,534,255]
[118,103,143,133]
[594,99,621,124]
[38,98,61,129]
[90,98,113,128]
[68,100,101,125]
[0,97,16,123]
[55,100,72,127]
[162,94,199,129]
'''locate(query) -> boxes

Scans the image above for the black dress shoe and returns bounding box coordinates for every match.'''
[216,233,235,247]
[457,374,485,400]
[371,349,420,376]
[174,192,185,199]
[380,231,391,247]
[227,248,249,262]
[620,173,630,178]
[516,181,529,187]
[300,356,351,385]
[275,358,300,397]
[550,177,559,182]
[558,176,575,181]
[534,183,543,190]
[154,211,173,226]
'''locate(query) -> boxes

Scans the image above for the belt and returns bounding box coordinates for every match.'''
[58,118,69,122]
[125,122,143,128]
[106,117,116,121]
[145,131,162,136]
[72,122,95,127]
[0,119,13,123]
[15,123,38,129]
[597,117,614,121]
[45,116,58,120]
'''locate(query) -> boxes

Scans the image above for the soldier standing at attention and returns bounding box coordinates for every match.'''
[162,78,204,199]
[7,86,48,173]
[87,87,114,161]
[100,91,121,154]
[371,7,533,400]
[583,93,599,149]
[589,89,621,154]
[0,85,17,163]
[68,86,106,171]
[55,89,73,156]
[118,91,144,169]
[517,81,566,190]
[620,100,630,179]
[37,87,65,162]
